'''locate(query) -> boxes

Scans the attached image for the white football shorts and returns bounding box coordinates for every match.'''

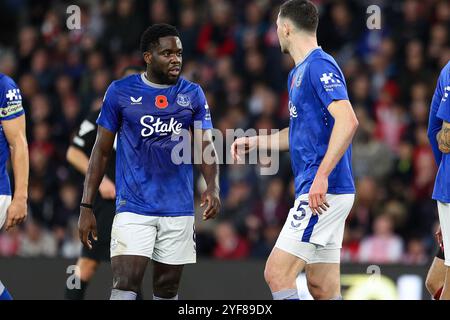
[438,201,450,266]
[275,193,355,264]
[0,195,12,230]
[110,212,196,265]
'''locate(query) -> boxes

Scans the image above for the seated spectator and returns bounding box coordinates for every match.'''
[402,238,427,265]
[60,218,82,259]
[18,219,57,257]
[0,227,21,257]
[341,228,360,263]
[358,214,404,263]
[213,221,249,260]
[251,177,289,227]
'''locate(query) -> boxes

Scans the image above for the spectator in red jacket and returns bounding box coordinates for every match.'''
[196,1,236,58]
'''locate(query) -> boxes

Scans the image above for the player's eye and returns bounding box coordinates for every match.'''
[176,52,182,57]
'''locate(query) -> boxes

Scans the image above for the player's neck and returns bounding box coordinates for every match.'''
[289,34,319,66]
[144,70,169,86]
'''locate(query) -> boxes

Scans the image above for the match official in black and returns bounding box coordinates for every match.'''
[64,66,144,300]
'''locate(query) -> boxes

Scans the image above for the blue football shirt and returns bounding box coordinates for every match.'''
[288,47,355,197]
[428,62,450,166]
[0,74,25,196]
[432,61,450,203]
[97,73,212,216]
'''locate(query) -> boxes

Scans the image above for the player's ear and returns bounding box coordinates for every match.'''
[143,51,152,65]
[283,21,291,37]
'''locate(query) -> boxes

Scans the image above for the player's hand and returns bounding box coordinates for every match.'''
[308,174,329,215]
[4,197,27,231]
[200,188,221,221]
[78,207,97,249]
[230,136,258,162]
[99,177,116,200]
[436,225,443,249]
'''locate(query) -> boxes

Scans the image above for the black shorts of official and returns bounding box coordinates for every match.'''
[80,198,115,262]
[436,245,445,261]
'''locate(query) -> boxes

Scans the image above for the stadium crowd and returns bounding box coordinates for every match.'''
[0,0,449,265]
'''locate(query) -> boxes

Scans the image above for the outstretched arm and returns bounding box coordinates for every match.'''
[79,126,115,248]
[230,127,289,161]
[2,114,29,231]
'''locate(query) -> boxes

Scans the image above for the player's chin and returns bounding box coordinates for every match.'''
[166,71,181,84]
[165,75,179,84]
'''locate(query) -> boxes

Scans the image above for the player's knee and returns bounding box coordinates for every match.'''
[264,263,277,287]
[112,272,141,293]
[307,282,329,300]
[264,263,293,290]
[307,276,337,300]
[153,274,180,298]
[112,276,140,293]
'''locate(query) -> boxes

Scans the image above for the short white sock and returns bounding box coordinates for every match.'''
[153,294,178,300]
[110,289,137,300]
[272,289,299,300]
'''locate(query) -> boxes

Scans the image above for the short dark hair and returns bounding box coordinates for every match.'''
[279,0,319,33]
[140,23,180,54]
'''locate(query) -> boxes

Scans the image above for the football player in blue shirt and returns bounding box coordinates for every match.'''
[0,74,29,300]
[232,0,358,300]
[79,24,220,300]
[427,60,450,300]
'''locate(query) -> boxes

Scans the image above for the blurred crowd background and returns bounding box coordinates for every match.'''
[0,0,448,266]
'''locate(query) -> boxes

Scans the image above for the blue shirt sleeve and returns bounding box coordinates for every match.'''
[308,59,349,108]
[192,85,213,129]
[96,82,121,133]
[428,74,445,165]
[0,76,25,121]
[436,83,450,123]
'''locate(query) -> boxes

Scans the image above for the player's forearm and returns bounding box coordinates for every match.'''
[317,116,358,178]
[10,135,29,199]
[200,142,220,192]
[81,145,111,205]
[258,127,289,151]
[67,146,90,175]
[437,125,450,154]
[428,126,443,165]
[195,129,220,192]
[201,162,220,193]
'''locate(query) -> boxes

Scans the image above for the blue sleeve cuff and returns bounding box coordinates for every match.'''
[97,120,118,133]
[1,109,25,121]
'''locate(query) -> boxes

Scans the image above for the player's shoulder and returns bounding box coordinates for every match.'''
[111,74,141,89]
[307,49,340,70]
[177,77,202,92]
[439,61,450,81]
[442,60,450,72]
[0,73,18,89]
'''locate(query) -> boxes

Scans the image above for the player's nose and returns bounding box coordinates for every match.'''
[170,55,181,65]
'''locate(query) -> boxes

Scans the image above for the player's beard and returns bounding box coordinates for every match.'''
[150,65,180,85]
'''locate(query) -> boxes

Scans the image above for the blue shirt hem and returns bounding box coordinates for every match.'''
[432,195,450,204]
[116,209,194,217]
[297,187,356,198]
